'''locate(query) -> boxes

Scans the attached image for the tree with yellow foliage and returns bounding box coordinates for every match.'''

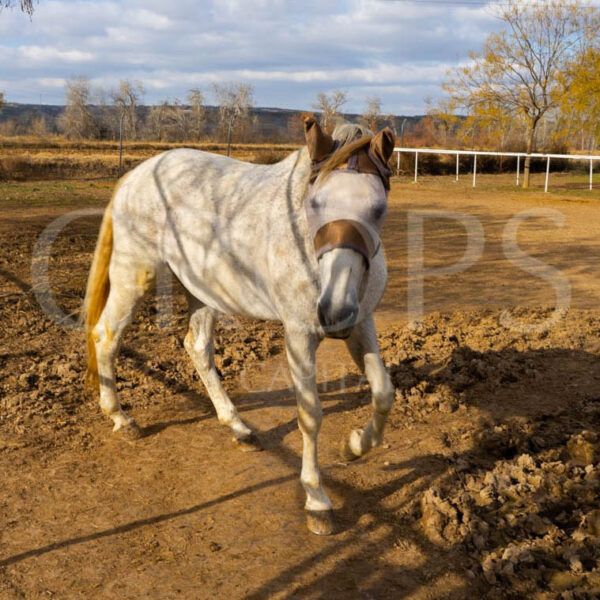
[442,0,599,187]
[559,46,600,152]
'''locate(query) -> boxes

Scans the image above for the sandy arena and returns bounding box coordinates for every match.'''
[1,174,600,599]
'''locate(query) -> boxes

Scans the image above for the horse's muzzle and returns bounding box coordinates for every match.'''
[317,297,358,339]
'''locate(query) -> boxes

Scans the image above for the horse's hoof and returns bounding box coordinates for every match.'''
[340,438,361,462]
[115,421,143,440]
[306,509,335,536]
[233,433,262,452]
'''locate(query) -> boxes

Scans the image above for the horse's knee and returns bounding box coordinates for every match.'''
[93,318,119,362]
[184,329,212,372]
[374,376,394,415]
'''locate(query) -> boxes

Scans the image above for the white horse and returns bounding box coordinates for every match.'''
[83,118,395,535]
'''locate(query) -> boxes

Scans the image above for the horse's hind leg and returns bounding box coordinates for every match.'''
[184,296,259,451]
[341,314,394,461]
[93,263,151,438]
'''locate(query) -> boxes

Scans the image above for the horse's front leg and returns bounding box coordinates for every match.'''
[342,314,394,461]
[285,328,334,535]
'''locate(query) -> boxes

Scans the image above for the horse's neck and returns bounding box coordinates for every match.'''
[273,148,312,213]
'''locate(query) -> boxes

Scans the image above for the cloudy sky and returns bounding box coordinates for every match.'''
[0,0,507,114]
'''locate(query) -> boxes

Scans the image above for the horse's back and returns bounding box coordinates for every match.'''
[109,147,312,320]
[114,147,299,220]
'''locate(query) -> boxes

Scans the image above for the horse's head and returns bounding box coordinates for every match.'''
[304,118,395,338]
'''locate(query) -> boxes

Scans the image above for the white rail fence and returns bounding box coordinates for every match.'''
[394,147,600,192]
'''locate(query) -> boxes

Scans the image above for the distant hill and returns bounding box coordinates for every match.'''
[1,103,63,125]
[0,102,423,142]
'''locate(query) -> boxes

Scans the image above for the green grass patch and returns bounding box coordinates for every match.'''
[0,179,115,207]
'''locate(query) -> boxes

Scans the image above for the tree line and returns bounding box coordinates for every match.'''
[0,81,400,145]
[45,78,256,146]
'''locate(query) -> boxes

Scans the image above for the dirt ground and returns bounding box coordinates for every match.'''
[1,175,600,599]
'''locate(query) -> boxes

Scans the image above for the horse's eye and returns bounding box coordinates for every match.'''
[372,203,386,220]
[310,197,320,210]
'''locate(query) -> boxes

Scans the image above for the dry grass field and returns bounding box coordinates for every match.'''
[0,136,300,180]
[2,146,600,599]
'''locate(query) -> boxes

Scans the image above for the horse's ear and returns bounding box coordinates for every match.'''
[370,127,395,164]
[304,116,335,162]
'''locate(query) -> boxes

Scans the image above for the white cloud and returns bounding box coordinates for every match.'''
[20,45,94,63]
[125,8,172,30]
[36,77,67,88]
[0,0,502,112]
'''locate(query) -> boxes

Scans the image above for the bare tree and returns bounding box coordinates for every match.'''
[145,98,195,142]
[57,76,99,139]
[111,79,145,141]
[212,82,254,155]
[0,91,4,116]
[360,95,382,132]
[144,101,170,141]
[1,0,35,15]
[187,88,205,141]
[93,84,118,140]
[170,99,190,141]
[28,115,48,137]
[442,0,599,187]
[312,90,348,131]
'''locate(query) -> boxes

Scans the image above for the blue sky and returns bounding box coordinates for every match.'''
[0,0,506,114]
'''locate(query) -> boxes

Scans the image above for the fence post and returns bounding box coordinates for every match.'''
[590,159,594,191]
[414,151,419,184]
[396,150,400,176]
[545,155,550,193]
[472,154,477,187]
[516,155,520,186]
[456,154,459,182]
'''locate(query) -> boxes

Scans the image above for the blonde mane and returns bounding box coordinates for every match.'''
[316,122,374,182]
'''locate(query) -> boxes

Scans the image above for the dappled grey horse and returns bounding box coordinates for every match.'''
[83,117,395,534]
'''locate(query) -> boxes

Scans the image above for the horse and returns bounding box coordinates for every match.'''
[83,117,396,535]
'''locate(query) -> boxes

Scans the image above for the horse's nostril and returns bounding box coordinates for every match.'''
[336,304,356,325]
[318,298,358,337]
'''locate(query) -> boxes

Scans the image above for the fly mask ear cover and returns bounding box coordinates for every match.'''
[303,118,395,266]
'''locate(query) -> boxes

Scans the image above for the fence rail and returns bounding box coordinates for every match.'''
[394,147,600,192]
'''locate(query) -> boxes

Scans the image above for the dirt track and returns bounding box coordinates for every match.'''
[1,177,600,599]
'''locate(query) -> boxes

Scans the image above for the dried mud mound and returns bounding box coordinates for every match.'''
[379,309,600,599]
[422,424,600,599]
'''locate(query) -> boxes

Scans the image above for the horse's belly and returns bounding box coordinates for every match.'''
[167,253,278,320]
[161,203,279,319]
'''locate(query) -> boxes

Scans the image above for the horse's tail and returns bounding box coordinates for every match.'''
[83,195,115,391]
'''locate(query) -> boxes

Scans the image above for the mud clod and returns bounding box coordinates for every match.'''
[379,309,600,599]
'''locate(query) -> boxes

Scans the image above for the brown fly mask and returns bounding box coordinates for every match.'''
[303,117,395,337]
[303,117,395,268]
